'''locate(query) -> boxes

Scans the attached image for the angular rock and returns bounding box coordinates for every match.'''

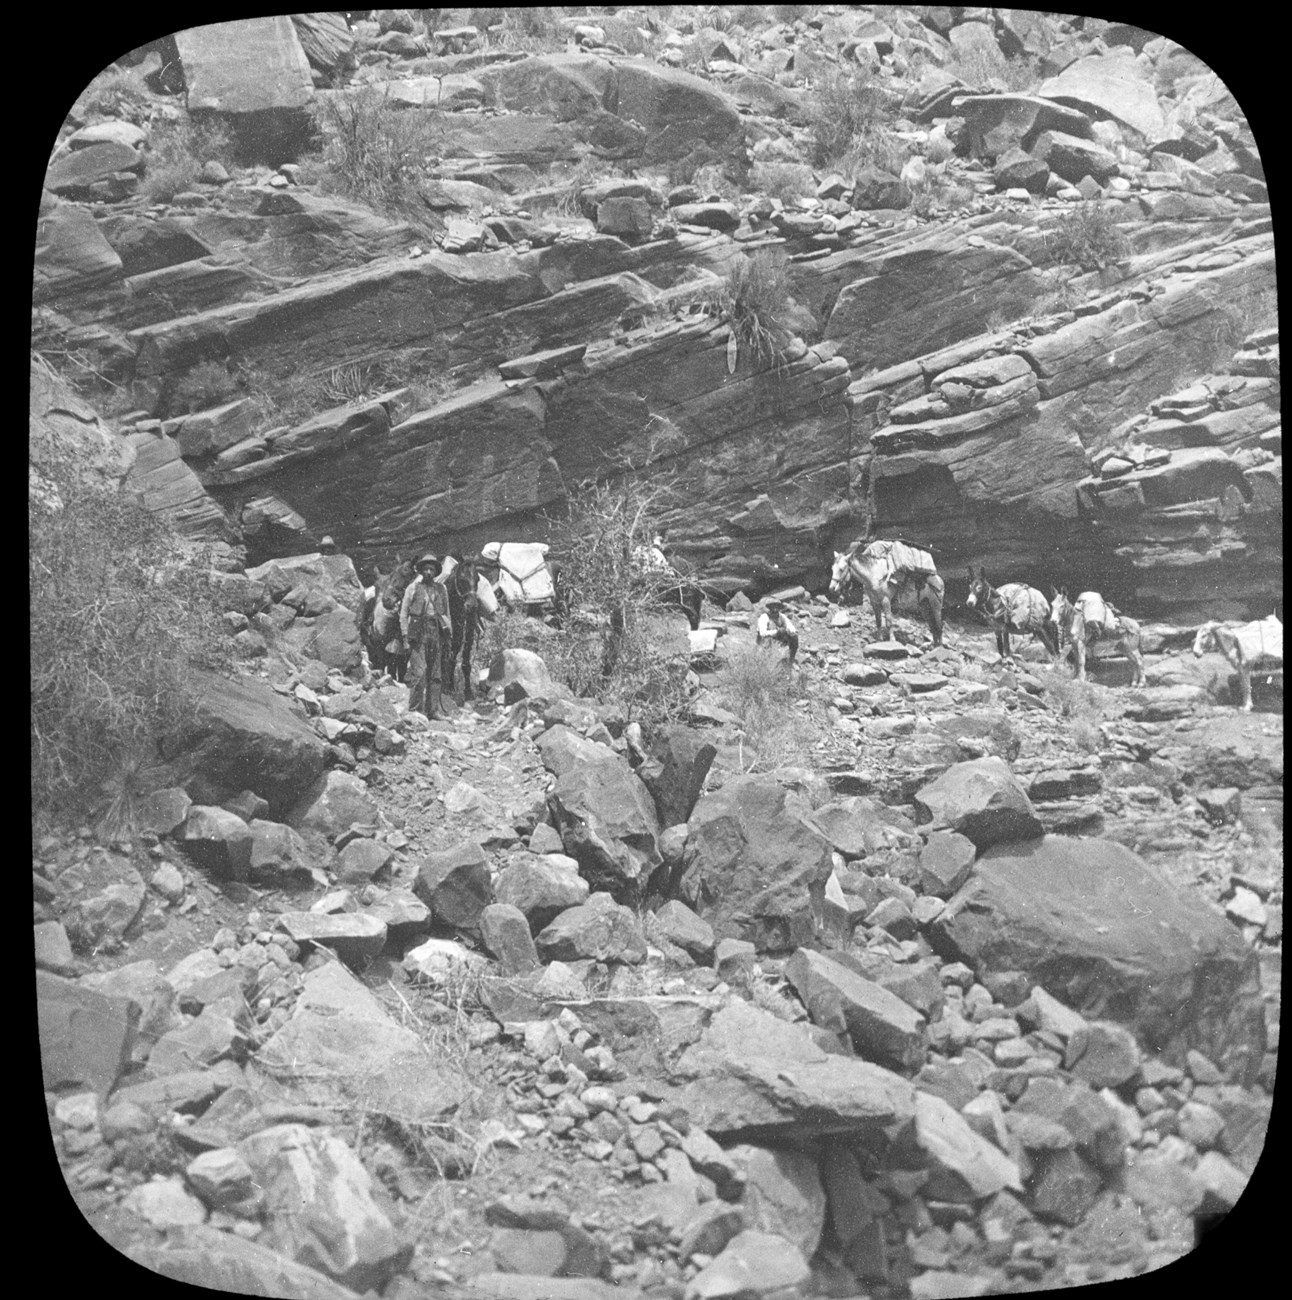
[548,748,661,904]
[651,900,715,961]
[136,787,193,837]
[680,775,834,950]
[919,832,977,898]
[664,999,916,1143]
[910,1091,1023,1202]
[335,837,394,884]
[276,911,388,968]
[785,948,926,1073]
[597,197,653,237]
[165,670,327,817]
[730,1144,827,1260]
[38,970,139,1097]
[688,1230,810,1300]
[495,855,590,929]
[480,903,541,975]
[177,806,253,880]
[415,842,492,929]
[933,836,1264,1084]
[175,17,314,115]
[238,1123,411,1292]
[35,921,76,975]
[247,818,317,884]
[638,726,717,828]
[1064,1021,1142,1088]
[290,770,378,838]
[914,758,1043,849]
[536,893,647,965]
[1025,1149,1104,1226]
[127,1225,365,1300]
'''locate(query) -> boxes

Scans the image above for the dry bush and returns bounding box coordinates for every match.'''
[308,85,442,221]
[1039,666,1101,725]
[807,66,890,169]
[30,446,231,830]
[716,641,816,772]
[751,160,814,204]
[140,114,236,203]
[70,65,154,125]
[170,360,242,413]
[1043,201,1131,271]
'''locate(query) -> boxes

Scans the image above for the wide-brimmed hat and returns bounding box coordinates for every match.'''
[416,552,441,571]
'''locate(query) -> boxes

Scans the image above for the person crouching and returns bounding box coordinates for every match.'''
[757,601,798,669]
[401,553,452,719]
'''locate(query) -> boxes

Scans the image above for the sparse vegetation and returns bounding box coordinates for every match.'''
[701,248,796,367]
[30,434,231,831]
[140,114,236,203]
[716,642,816,773]
[1043,201,1131,272]
[807,67,890,170]
[1039,665,1101,727]
[750,160,814,205]
[70,64,154,126]
[307,85,443,222]
[170,360,242,414]
[1208,284,1279,360]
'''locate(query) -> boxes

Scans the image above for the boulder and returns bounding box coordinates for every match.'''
[38,970,139,1097]
[536,724,613,778]
[163,670,327,817]
[415,842,492,929]
[480,904,541,975]
[276,912,388,969]
[548,748,661,904]
[1038,51,1168,140]
[494,855,590,930]
[637,726,717,827]
[34,193,124,300]
[175,17,315,115]
[785,948,927,1073]
[238,1124,411,1293]
[1031,131,1120,185]
[177,806,253,880]
[535,892,647,965]
[289,770,378,838]
[909,1091,1023,1202]
[932,836,1264,1084]
[688,1231,809,1300]
[663,998,917,1143]
[248,818,317,884]
[650,900,715,961]
[730,1145,827,1260]
[679,775,835,950]
[807,796,917,859]
[488,648,567,703]
[913,758,1043,849]
[596,197,653,238]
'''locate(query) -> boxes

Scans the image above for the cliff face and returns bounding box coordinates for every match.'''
[35,13,1277,619]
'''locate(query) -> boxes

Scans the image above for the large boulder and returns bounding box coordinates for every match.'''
[161,671,327,817]
[535,892,647,965]
[932,837,1265,1085]
[662,998,917,1143]
[913,758,1043,849]
[1038,51,1169,140]
[679,776,835,949]
[493,855,590,929]
[289,770,378,838]
[33,193,124,302]
[245,553,365,612]
[547,748,661,904]
[175,17,314,116]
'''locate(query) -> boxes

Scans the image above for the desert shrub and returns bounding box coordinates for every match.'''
[170,360,241,413]
[1043,201,1130,271]
[30,446,231,830]
[716,641,815,772]
[925,131,954,166]
[1039,666,1100,724]
[490,7,566,51]
[751,160,814,204]
[308,85,442,219]
[700,248,796,367]
[140,114,236,203]
[807,67,889,169]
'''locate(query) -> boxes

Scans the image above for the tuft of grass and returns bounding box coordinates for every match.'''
[1039,665,1101,724]
[700,248,797,368]
[1043,201,1131,272]
[171,360,241,414]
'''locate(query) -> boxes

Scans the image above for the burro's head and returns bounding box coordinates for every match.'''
[1193,621,1220,658]
[829,551,850,594]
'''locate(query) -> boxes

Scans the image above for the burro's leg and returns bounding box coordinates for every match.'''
[1239,665,1253,712]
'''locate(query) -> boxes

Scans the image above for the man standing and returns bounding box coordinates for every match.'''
[401,553,451,719]
[756,600,799,670]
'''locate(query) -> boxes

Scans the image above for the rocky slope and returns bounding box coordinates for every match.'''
[36,7,1277,618]
[38,547,1280,1298]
